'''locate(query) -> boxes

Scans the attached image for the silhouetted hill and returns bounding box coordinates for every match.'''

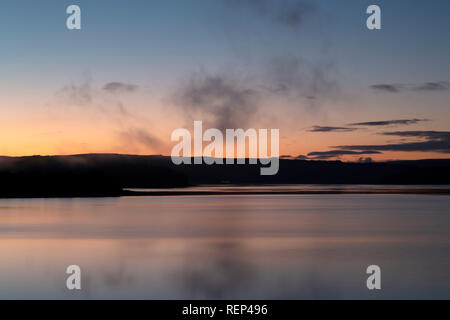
[0,154,187,198]
[174,158,450,185]
[1,154,450,197]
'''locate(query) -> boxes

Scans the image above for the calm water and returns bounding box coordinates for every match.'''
[0,190,450,299]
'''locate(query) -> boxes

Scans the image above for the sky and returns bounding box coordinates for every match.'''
[0,0,450,161]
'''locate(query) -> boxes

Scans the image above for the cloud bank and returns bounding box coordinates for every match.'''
[335,131,450,153]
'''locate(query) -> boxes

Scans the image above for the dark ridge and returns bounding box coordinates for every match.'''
[174,158,450,185]
[0,154,450,198]
[0,154,188,198]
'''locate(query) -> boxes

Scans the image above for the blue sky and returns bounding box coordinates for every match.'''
[1,0,449,87]
[0,0,450,159]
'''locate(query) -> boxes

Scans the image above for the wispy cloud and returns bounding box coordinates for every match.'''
[57,76,93,106]
[308,126,356,132]
[170,0,338,133]
[308,118,427,134]
[370,84,403,93]
[224,0,338,109]
[118,128,162,150]
[307,150,381,160]
[103,82,139,93]
[173,73,259,130]
[56,76,140,118]
[265,55,339,103]
[371,81,450,93]
[225,0,314,29]
[349,119,429,127]
[335,131,450,153]
[413,81,450,91]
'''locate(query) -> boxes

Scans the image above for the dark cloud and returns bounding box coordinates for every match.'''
[226,0,314,29]
[371,82,449,93]
[295,155,308,160]
[174,73,259,130]
[280,155,293,158]
[349,119,429,127]
[308,126,356,132]
[103,82,138,93]
[336,131,450,153]
[307,150,381,160]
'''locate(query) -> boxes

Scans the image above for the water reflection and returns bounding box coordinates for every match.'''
[0,193,449,299]
[179,241,255,299]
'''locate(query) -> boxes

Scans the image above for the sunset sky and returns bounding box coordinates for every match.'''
[1,0,450,161]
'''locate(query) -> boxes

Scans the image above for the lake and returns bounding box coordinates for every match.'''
[0,188,449,299]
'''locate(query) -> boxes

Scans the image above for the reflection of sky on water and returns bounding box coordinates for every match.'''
[0,193,449,299]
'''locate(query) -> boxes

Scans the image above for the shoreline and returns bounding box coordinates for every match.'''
[122,188,450,197]
[2,186,450,199]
